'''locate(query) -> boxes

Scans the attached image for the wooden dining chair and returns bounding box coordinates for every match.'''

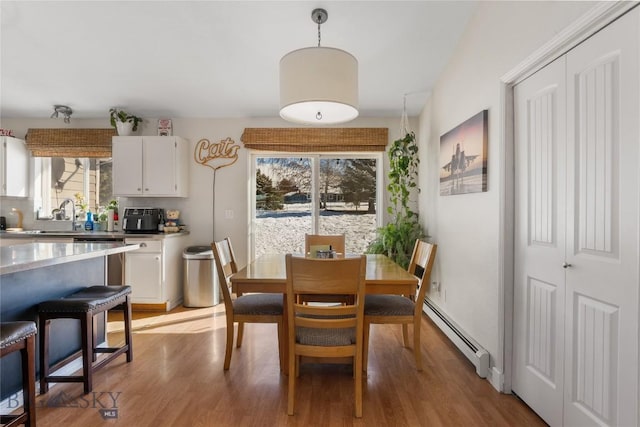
[302,234,352,304]
[304,233,346,257]
[285,254,366,418]
[363,240,437,371]
[212,238,284,371]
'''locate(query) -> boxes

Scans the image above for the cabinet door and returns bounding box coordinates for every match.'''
[143,137,177,196]
[125,252,162,303]
[112,137,143,196]
[1,137,28,197]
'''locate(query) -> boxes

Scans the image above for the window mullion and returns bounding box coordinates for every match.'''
[311,155,320,234]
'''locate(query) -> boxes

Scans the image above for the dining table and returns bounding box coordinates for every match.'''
[230,253,418,373]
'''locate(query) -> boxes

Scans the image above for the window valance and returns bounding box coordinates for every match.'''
[25,128,116,157]
[241,128,388,152]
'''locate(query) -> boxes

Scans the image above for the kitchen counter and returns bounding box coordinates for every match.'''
[0,230,189,240]
[1,241,141,400]
[0,241,140,275]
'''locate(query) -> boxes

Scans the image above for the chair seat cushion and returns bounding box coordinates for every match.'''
[39,285,132,314]
[296,326,356,346]
[364,294,414,316]
[233,293,283,315]
[0,321,37,349]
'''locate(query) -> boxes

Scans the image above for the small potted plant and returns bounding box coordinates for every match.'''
[95,206,108,231]
[109,108,143,136]
[74,192,88,220]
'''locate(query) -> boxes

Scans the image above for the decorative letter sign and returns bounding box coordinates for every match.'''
[194,137,240,171]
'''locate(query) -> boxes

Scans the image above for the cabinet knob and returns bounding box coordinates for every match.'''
[140,242,147,247]
[563,262,572,269]
[145,188,149,191]
[137,188,141,191]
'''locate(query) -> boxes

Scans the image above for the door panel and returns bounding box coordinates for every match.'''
[514,56,566,427]
[514,7,639,427]
[564,8,639,426]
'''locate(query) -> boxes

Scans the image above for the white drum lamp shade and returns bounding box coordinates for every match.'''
[280,46,359,125]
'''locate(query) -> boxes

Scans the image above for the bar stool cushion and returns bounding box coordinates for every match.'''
[0,321,37,349]
[39,285,132,313]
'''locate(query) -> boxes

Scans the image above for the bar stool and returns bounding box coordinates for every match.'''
[38,285,133,395]
[0,321,37,427]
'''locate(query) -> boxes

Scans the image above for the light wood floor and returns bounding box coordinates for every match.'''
[32,305,545,426]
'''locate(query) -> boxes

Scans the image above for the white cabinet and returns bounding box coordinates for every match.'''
[124,240,163,302]
[124,235,186,310]
[0,137,29,197]
[112,136,189,197]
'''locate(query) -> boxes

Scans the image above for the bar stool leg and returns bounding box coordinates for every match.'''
[39,317,51,394]
[123,296,133,362]
[23,334,36,427]
[81,311,93,394]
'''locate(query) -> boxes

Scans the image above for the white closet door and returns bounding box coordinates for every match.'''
[513,56,567,427]
[564,8,639,427]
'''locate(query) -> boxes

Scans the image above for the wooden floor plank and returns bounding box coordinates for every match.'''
[31,305,545,426]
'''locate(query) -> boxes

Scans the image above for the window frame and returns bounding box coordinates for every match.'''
[248,150,383,262]
[33,157,109,219]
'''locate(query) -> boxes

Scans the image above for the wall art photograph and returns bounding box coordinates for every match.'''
[439,110,488,195]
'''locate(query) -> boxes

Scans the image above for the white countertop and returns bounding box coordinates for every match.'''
[0,242,141,275]
[0,230,189,239]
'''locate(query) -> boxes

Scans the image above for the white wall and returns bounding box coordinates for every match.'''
[418,1,596,383]
[2,115,413,268]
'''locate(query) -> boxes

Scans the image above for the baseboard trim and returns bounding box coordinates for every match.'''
[132,302,169,312]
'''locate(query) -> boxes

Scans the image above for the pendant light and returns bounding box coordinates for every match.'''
[279,8,358,125]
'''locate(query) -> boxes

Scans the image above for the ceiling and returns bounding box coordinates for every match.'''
[0,1,476,121]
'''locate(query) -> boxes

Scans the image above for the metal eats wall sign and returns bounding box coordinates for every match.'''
[194,137,239,170]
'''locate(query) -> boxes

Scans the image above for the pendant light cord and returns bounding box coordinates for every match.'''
[317,18,322,46]
[400,95,409,136]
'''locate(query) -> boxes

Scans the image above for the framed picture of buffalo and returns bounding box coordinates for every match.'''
[439,110,488,195]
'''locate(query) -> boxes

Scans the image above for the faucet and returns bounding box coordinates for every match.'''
[59,198,78,231]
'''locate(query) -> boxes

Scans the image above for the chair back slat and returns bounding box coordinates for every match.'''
[288,257,357,294]
[295,304,358,317]
[408,241,438,308]
[212,238,238,312]
[296,317,358,330]
[304,234,346,257]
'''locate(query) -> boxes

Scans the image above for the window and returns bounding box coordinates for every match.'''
[34,157,113,219]
[251,153,382,260]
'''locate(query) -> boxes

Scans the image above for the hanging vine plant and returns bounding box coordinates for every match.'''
[367,130,424,269]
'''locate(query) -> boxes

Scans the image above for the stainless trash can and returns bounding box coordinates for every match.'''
[183,245,219,307]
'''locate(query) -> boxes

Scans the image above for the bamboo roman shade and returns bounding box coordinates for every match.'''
[25,128,116,157]
[241,128,388,152]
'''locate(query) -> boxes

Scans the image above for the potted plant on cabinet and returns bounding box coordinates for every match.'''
[367,131,425,269]
[109,108,142,136]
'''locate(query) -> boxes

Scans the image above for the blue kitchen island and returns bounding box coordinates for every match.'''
[0,241,139,401]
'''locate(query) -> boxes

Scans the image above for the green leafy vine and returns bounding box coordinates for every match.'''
[368,131,424,269]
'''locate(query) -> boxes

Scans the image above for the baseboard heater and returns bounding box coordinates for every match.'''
[423,298,490,378]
